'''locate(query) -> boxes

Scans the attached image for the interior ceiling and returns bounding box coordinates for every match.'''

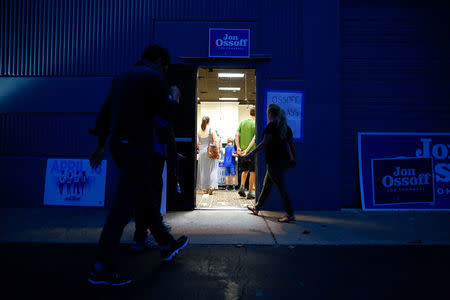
[197,68,256,104]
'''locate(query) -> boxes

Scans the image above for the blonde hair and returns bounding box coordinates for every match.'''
[227,137,233,144]
[267,104,287,139]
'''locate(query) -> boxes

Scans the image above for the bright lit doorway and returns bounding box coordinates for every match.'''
[195,67,257,210]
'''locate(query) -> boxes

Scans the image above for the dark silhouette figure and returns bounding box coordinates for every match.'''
[87,45,189,287]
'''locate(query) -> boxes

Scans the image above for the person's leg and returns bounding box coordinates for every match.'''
[249,172,256,192]
[254,169,273,210]
[246,156,256,199]
[240,171,248,187]
[95,167,136,266]
[239,170,248,196]
[133,153,165,244]
[268,163,294,217]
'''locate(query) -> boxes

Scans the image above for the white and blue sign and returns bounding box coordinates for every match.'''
[44,158,107,207]
[359,133,450,210]
[265,89,304,141]
[209,28,250,58]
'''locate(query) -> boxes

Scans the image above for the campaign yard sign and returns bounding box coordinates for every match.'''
[209,28,250,58]
[265,89,304,141]
[359,133,450,210]
[372,157,434,206]
[44,158,107,207]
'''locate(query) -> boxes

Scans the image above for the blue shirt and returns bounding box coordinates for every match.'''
[223,144,236,167]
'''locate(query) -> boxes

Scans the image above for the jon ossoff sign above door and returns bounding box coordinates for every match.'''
[359,133,450,210]
[209,28,250,58]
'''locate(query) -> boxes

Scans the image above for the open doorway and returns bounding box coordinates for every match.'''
[195,67,257,209]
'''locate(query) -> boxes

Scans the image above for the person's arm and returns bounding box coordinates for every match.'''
[242,135,256,155]
[287,137,296,168]
[212,129,219,149]
[287,137,296,160]
[89,80,115,169]
[244,134,272,159]
[196,133,200,153]
[235,131,241,154]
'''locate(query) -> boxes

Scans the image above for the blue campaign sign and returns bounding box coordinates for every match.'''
[359,133,450,210]
[265,89,304,141]
[372,157,434,206]
[209,28,250,58]
[43,158,107,207]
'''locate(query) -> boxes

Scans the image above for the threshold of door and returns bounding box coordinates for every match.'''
[195,207,247,211]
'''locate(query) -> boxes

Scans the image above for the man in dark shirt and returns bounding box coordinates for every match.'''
[88,45,189,287]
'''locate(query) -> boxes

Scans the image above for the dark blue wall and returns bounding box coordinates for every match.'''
[1,0,448,210]
[340,0,450,207]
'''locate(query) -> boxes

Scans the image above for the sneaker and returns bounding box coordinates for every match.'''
[130,236,159,251]
[88,268,133,287]
[160,235,189,261]
[238,187,246,197]
[246,191,255,199]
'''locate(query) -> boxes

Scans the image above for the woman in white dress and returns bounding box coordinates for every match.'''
[197,116,219,195]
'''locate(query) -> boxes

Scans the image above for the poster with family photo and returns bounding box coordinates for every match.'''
[44,158,107,207]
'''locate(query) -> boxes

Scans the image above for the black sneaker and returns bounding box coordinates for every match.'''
[160,235,189,261]
[130,236,159,251]
[88,268,133,287]
[238,187,246,197]
[246,191,255,199]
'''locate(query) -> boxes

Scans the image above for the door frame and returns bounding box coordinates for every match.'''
[193,65,259,210]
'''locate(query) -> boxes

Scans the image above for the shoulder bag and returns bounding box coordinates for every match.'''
[207,129,220,159]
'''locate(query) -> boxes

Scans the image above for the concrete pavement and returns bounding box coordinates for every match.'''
[1,207,449,245]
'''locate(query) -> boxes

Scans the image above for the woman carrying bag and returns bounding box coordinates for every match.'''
[197,116,220,195]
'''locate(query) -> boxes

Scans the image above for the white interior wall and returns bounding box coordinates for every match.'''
[196,103,255,145]
[197,102,239,145]
[238,104,253,125]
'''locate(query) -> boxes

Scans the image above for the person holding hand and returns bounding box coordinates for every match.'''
[245,104,296,223]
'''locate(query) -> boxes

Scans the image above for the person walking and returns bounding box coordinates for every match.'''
[196,116,219,195]
[130,85,181,252]
[88,44,189,287]
[245,104,296,223]
[223,138,238,191]
[235,107,256,199]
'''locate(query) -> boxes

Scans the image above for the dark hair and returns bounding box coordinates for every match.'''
[201,116,210,131]
[141,45,170,66]
[250,107,256,116]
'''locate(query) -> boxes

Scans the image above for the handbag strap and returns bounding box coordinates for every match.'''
[208,128,212,145]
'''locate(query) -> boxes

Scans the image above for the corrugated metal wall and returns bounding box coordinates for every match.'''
[0,0,264,77]
[1,0,153,76]
[0,0,308,208]
[341,0,450,207]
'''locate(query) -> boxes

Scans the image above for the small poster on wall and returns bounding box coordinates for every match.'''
[44,158,107,207]
[265,89,304,141]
